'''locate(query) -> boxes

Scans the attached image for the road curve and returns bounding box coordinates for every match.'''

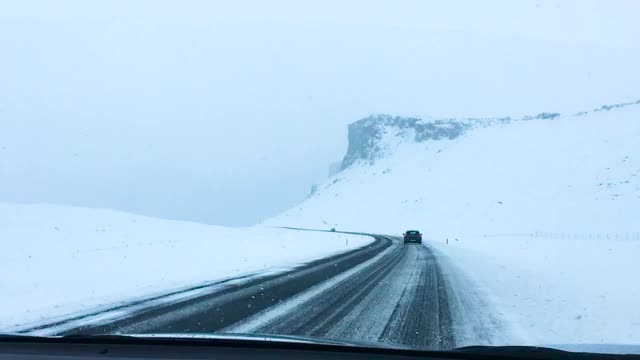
[62,234,457,350]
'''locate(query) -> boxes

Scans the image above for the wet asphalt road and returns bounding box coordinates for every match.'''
[62,235,456,350]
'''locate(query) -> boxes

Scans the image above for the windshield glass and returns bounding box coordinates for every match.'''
[1,0,639,355]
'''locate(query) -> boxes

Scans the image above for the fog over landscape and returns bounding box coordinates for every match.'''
[1,0,639,225]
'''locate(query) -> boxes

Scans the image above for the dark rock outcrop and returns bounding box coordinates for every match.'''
[341,115,474,169]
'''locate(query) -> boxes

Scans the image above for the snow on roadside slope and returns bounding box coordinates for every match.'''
[264,104,640,346]
[429,234,640,346]
[0,203,371,331]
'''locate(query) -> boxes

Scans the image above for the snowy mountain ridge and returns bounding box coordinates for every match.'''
[341,99,640,171]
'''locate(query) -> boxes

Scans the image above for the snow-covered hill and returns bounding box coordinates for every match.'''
[265,101,640,346]
[0,203,370,331]
[270,101,640,235]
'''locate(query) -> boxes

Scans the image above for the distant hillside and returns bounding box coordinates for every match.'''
[267,100,640,237]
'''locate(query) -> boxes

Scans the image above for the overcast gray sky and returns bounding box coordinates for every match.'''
[1,0,639,226]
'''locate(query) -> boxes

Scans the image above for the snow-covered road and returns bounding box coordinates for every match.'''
[27,233,505,351]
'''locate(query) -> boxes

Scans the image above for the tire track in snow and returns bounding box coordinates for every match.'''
[58,233,480,350]
[225,238,455,350]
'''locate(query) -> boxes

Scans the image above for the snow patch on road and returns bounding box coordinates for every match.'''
[222,241,396,333]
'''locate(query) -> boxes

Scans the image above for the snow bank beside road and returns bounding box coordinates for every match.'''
[0,203,371,331]
[430,236,640,346]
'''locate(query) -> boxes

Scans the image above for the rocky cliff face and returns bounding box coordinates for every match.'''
[340,115,501,169]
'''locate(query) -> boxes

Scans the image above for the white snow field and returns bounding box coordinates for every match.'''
[0,203,371,332]
[264,103,640,346]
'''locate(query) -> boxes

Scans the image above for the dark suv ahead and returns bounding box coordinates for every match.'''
[403,230,422,244]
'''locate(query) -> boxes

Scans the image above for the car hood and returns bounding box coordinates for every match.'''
[129,334,640,354]
[3,332,640,356]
